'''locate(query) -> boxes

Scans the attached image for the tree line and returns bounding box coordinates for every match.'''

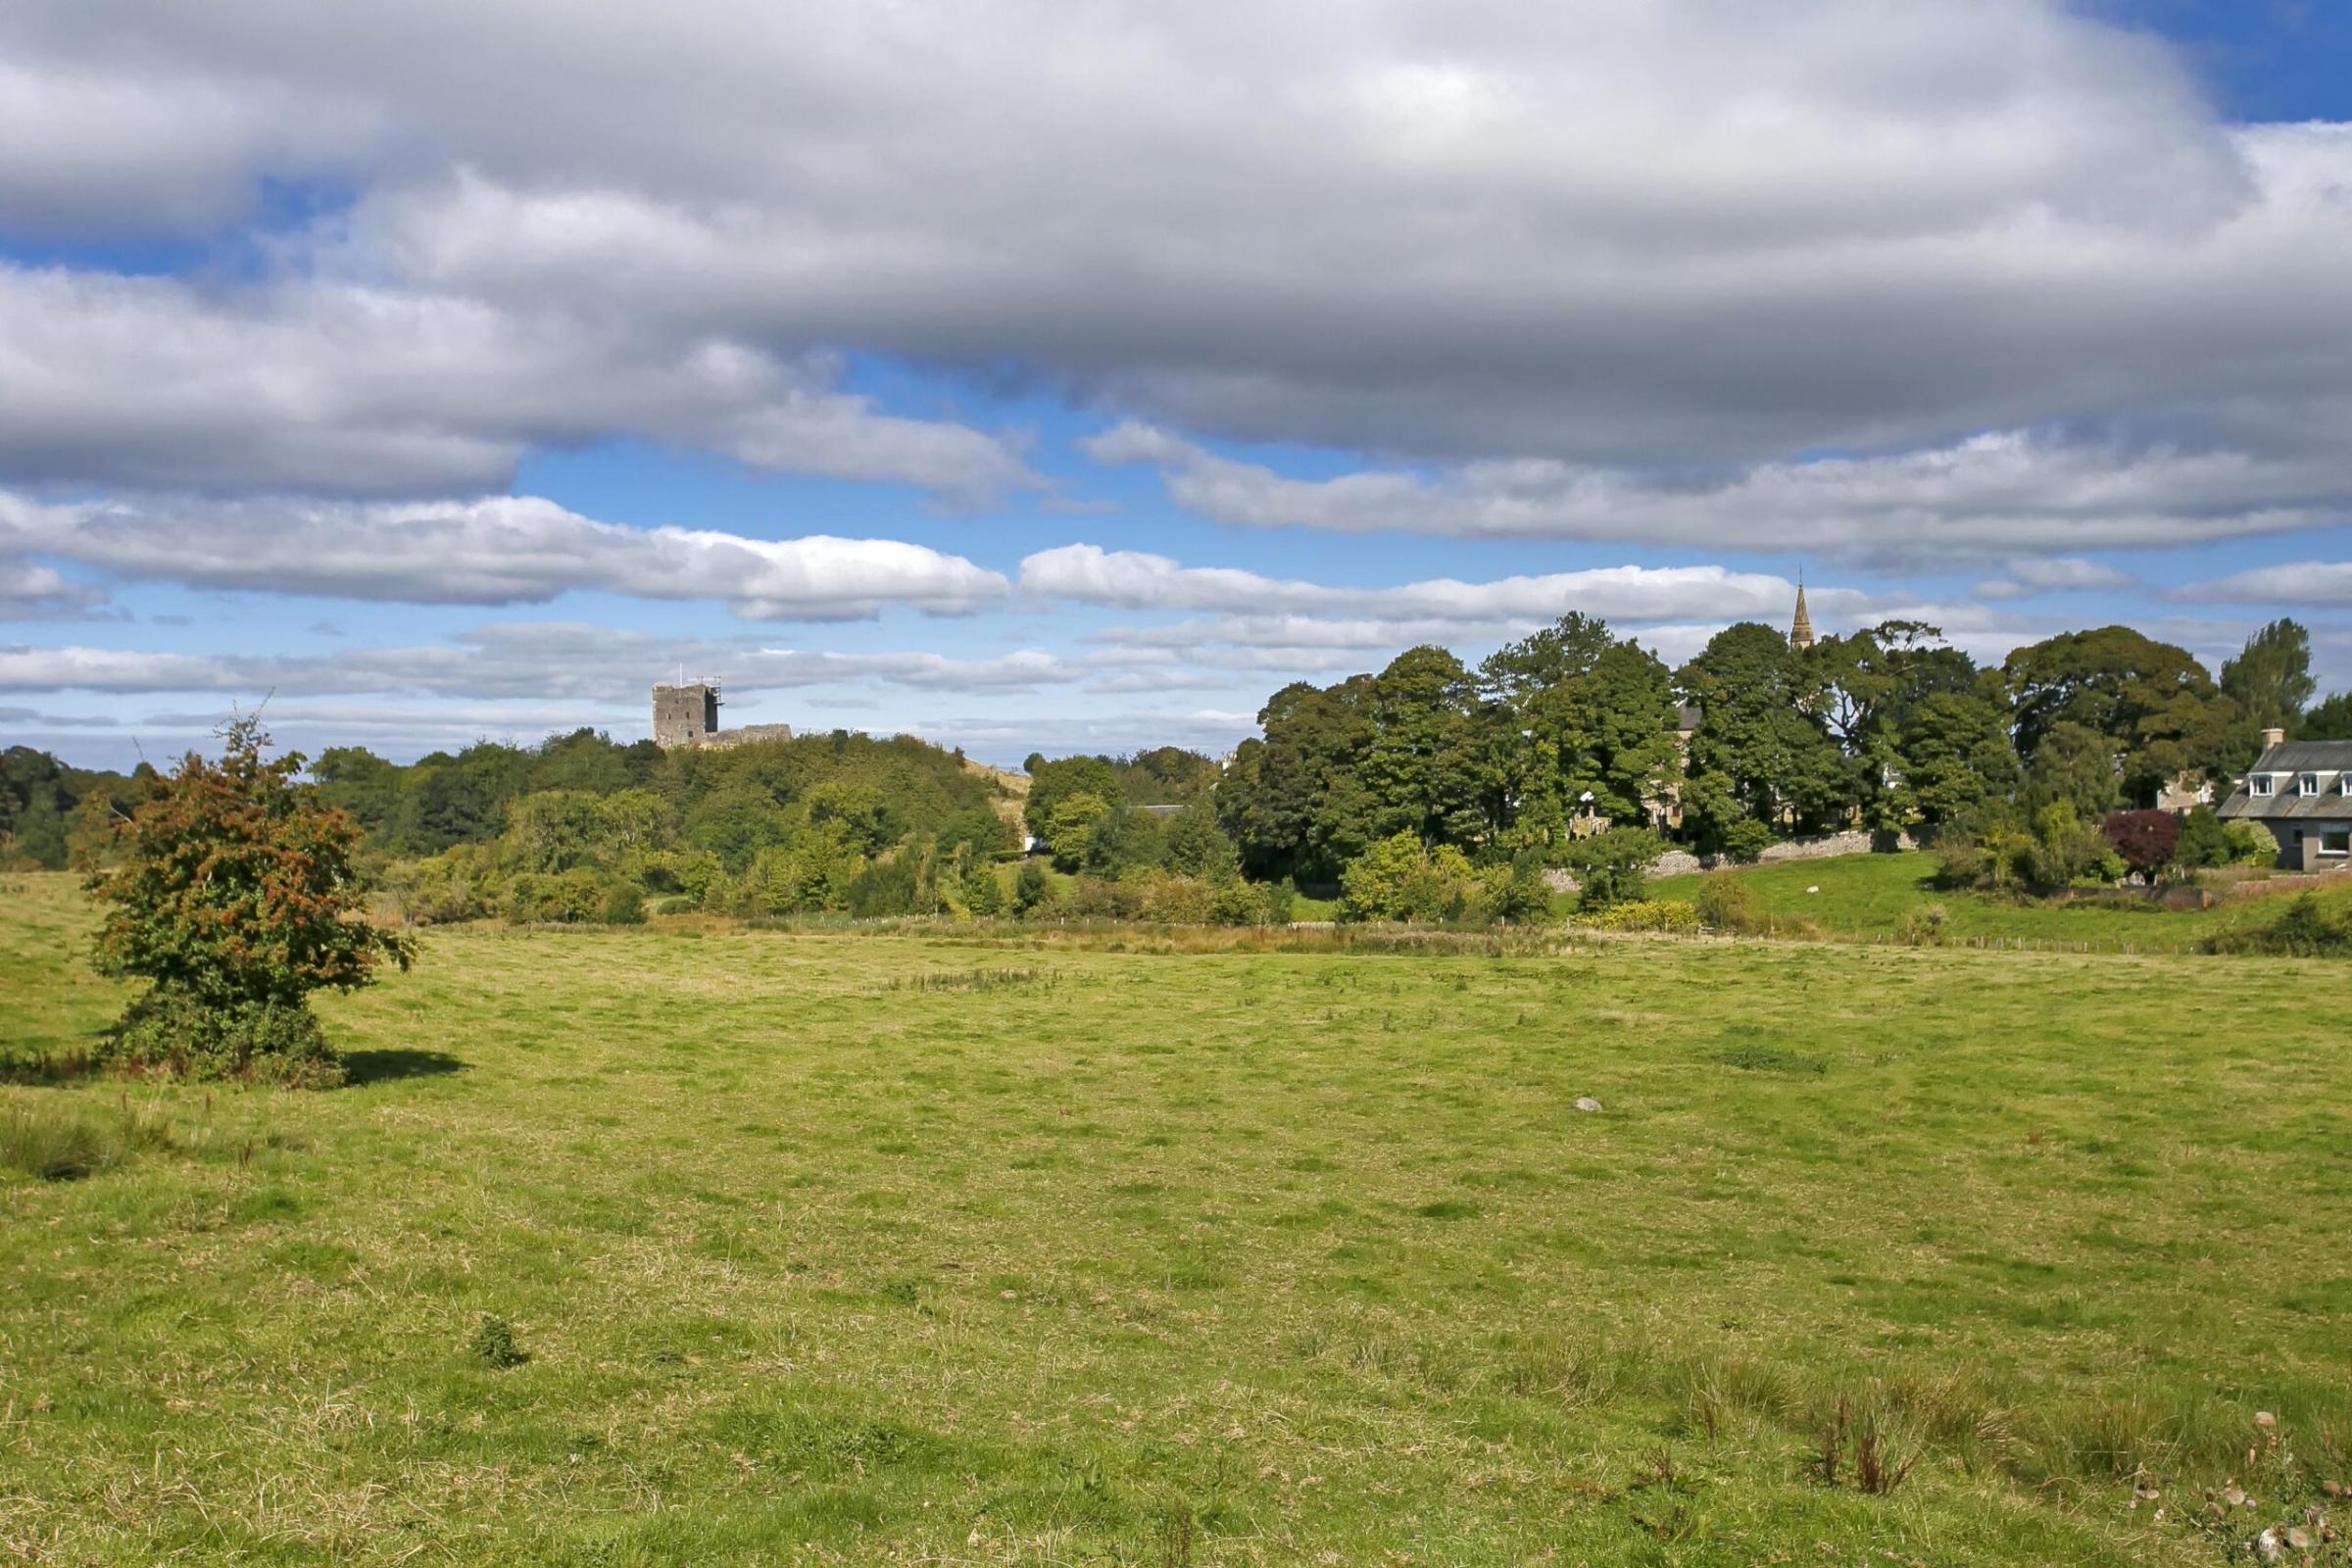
[4,612,2334,924]
[1212,612,2323,886]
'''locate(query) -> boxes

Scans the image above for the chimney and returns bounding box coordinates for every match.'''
[2261,725,2286,751]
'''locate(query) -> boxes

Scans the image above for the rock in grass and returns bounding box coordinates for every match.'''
[1573,1097,1603,1113]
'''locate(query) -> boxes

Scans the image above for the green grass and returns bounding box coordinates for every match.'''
[1646,849,2352,951]
[4,870,2348,1564]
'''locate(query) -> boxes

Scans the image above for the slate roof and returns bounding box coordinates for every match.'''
[2217,740,2352,820]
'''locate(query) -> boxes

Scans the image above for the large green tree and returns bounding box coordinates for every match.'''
[1897,689,2019,831]
[1679,622,1847,837]
[1361,646,1483,847]
[2003,627,2247,802]
[1023,755,1123,843]
[2220,617,2316,735]
[1219,677,1380,882]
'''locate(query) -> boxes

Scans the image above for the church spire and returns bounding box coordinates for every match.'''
[1788,576,1815,651]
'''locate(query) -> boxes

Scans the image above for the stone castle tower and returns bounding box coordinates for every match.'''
[652,681,721,747]
[1788,579,1815,651]
[651,679,793,751]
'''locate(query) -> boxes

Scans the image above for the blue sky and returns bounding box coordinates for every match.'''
[3,0,2351,769]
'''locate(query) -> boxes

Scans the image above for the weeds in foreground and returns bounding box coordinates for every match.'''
[0,1095,173,1181]
[885,965,1061,994]
[467,1314,529,1368]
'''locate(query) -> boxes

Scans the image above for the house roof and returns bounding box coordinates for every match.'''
[2217,740,2352,820]
[2249,740,2352,771]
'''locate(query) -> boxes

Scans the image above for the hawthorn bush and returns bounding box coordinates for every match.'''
[87,718,414,1085]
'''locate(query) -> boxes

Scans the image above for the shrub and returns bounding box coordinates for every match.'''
[1578,899,1702,934]
[1339,833,1477,923]
[2101,809,2181,879]
[1069,876,1145,920]
[1692,872,1757,933]
[86,717,412,1085]
[387,847,498,924]
[1717,818,1775,864]
[2173,805,2232,870]
[1262,878,1297,926]
[1562,827,1667,911]
[1140,874,1215,924]
[506,868,611,924]
[1896,904,1950,947]
[2223,818,2279,866]
[599,881,647,925]
[1484,852,1553,925]
[1012,860,1053,916]
[2205,893,2352,956]
[1209,878,1270,927]
[103,988,343,1086]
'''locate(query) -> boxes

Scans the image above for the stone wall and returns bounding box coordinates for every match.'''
[698,723,795,751]
[1544,829,1919,890]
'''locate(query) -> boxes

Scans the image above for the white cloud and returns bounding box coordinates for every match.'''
[2181,563,2352,608]
[0,559,107,618]
[1021,542,1839,623]
[0,624,1085,703]
[0,491,1008,618]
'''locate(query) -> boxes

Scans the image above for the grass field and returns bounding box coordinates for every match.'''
[1646,848,2352,951]
[3,870,2347,1566]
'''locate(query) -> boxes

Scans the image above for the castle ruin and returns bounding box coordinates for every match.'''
[651,680,794,751]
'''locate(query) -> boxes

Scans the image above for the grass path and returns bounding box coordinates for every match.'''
[3,873,2345,1564]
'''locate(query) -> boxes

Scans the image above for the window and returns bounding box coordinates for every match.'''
[2302,773,2324,797]
[2339,774,2352,796]
[2324,830,2352,858]
[2251,774,2275,797]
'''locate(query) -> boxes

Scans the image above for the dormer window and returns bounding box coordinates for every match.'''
[2301,773,2323,797]
[2339,774,2352,796]
[2251,774,2276,797]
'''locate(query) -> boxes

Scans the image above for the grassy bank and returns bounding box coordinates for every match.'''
[3,872,2344,1564]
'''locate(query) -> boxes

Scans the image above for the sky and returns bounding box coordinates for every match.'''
[3,0,2351,770]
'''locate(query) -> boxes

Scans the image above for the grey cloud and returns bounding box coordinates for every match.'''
[1083,422,2352,561]
[0,268,1037,501]
[0,2,2344,515]
[0,704,116,727]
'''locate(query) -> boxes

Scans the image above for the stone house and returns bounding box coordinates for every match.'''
[2215,727,2352,870]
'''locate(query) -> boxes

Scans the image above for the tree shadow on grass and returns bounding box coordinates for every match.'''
[340,1049,468,1087]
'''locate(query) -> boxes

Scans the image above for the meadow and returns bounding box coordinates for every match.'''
[3,870,2347,1565]
[1645,848,2352,951]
